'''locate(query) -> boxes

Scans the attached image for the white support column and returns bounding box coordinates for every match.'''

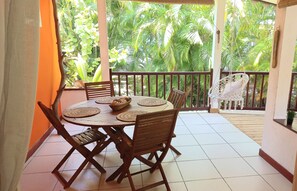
[210,0,226,112]
[97,0,110,81]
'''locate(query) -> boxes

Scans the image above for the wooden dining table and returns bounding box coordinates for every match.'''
[62,96,173,181]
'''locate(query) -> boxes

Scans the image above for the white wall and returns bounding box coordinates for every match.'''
[262,5,297,174]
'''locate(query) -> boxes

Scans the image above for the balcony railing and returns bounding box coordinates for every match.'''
[110,70,297,111]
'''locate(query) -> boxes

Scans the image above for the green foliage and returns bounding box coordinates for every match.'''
[222,0,275,71]
[58,0,101,86]
[58,0,276,87]
[106,1,214,72]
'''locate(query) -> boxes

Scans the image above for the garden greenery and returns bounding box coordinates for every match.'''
[57,0,285,87]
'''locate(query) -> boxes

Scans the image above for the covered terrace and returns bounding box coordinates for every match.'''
[1,0,297,191]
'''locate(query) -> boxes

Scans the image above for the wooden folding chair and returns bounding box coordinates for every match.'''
[84,80,115,147]
[38,101,107,188]
[107,109,179,191]
[166,89,186,155]
[84,81,115,100]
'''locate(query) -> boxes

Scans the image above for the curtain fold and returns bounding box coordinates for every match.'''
[0,0,40,191]
[125,0,214,5]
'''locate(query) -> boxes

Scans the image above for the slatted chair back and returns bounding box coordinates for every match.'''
[132,109,178,155]
[109,109,179,191]
[84,81,115,100]
[38,101,74,144]
[167,89,186,109]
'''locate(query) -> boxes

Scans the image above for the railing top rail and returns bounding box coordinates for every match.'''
[221,71,269,75]
[111,71,211,75]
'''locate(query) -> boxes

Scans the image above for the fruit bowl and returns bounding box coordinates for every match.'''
[109,97,132,111]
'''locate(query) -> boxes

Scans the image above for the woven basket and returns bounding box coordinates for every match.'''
[109,97,132,111]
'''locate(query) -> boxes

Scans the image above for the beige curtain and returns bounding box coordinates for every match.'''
[0,0,40,191]
[126,0,214,4]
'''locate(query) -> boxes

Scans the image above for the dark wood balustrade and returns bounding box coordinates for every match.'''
[110,70,297,111]
[110,70,212,111]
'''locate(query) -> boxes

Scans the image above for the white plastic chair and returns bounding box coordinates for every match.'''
[208,73,249,110]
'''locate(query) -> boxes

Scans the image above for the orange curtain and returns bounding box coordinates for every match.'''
[126,0,214,5]
[278,0,297,7]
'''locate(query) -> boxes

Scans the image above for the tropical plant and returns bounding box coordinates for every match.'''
[222,0,275,72]
[106,1,214,72]
[57,0,101,86]
[58,0,276,87]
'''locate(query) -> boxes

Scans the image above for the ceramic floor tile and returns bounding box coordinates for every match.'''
[230,142,261,157]
[63,123,86,132]
[180,113,207,125]
[23,155,65,174]
[104,151,140,167]
[225,176,274,191]
[20,172,58,191]
[98,165,142,190]
[183,118,208,125]
[175,146,208,161]
[186,124,216,134]
[179,112,200,119]
[203,116,230,124]
[171,134,199,146]
[219,132,254,143]
[147,182,187,191]
[144,150,176,163]
[174,125,191,135]
[186,179,231,191]
[98,188,131,191]
[194,133,226,145]
[262,174,292,191]
[105,142,117,152]
[244,156,279,175]
[178,160,221,181]
[123,125,134,138]
[210,123,240,133]
[212,158,257,177]
[63,152,105,171]
[162,150,176,162]
[21,115,293,191]
[35,142,72,156]
[57,168,102,190]
[45,133,66,143]
[198,112,221,117]
[142,162,183,183]
[201,144,240,159]
[176,117,185,125]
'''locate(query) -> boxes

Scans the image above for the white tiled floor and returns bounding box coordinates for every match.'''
[20,111,293,191]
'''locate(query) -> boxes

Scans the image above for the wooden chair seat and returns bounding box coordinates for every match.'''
[38,101,107,188]
[72,129,107,145]
[107,109,179,191]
